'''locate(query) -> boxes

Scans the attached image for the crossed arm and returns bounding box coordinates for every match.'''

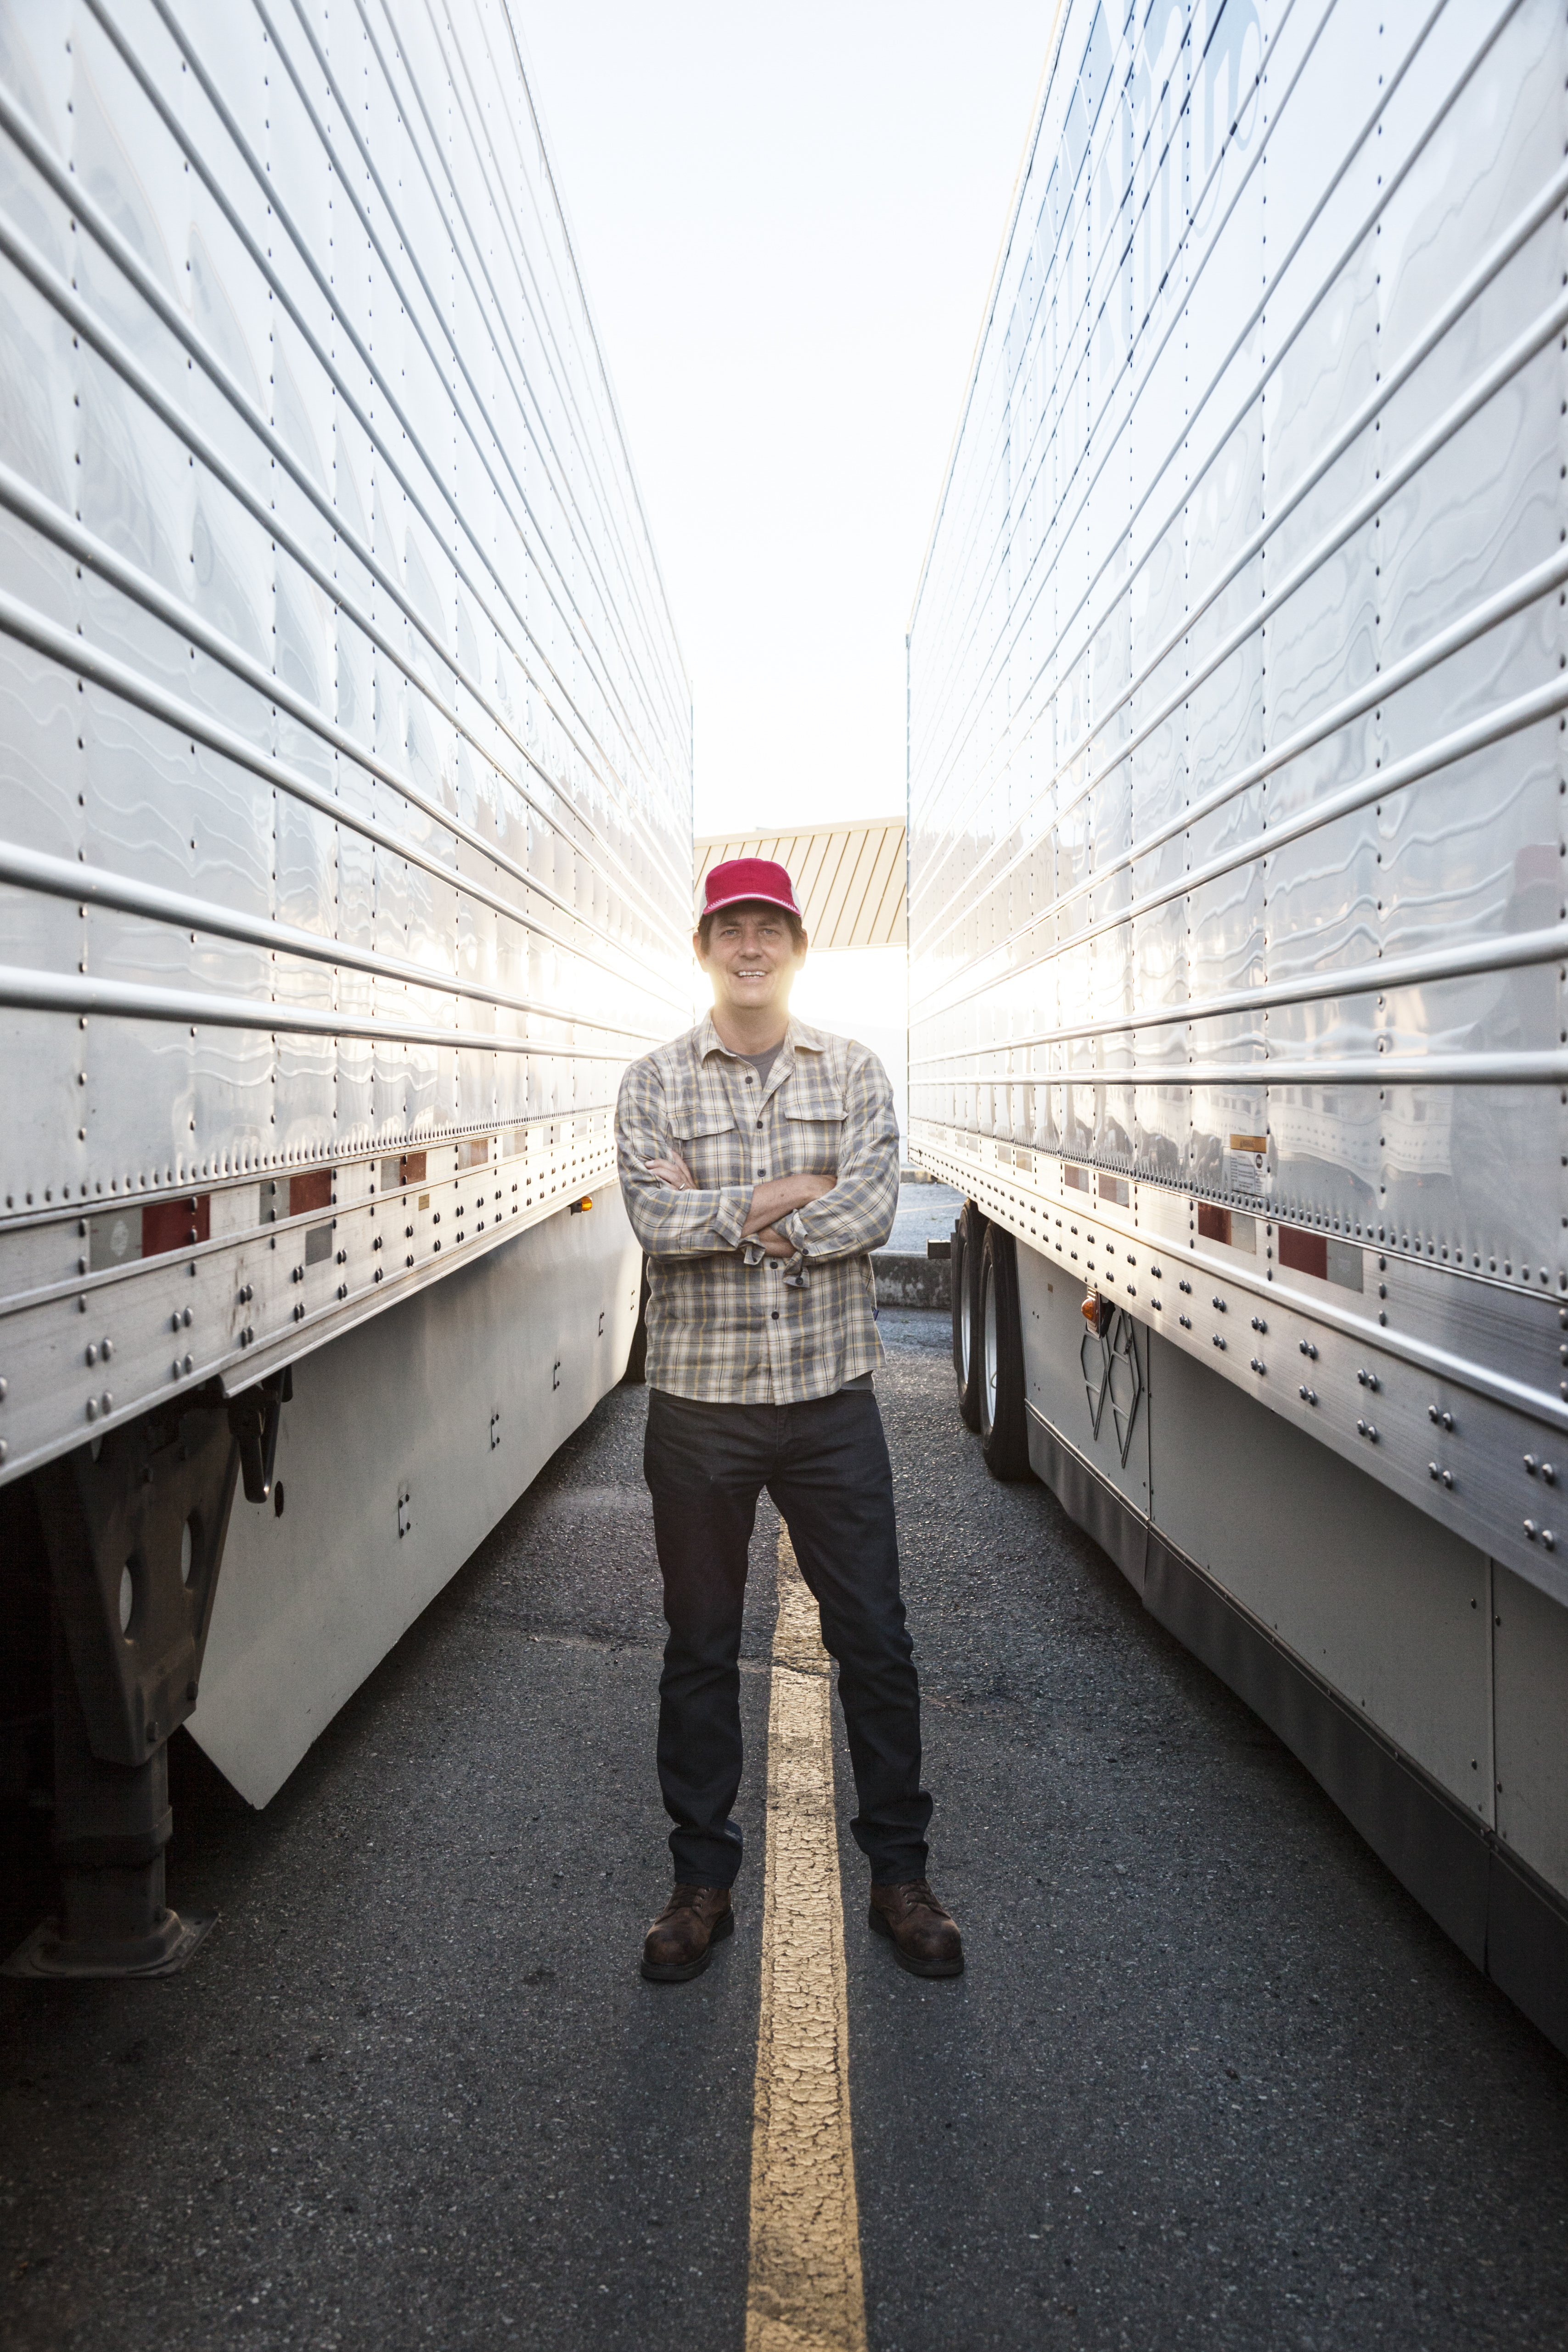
[615,1050,897,1266]
[644,1151,832,1256]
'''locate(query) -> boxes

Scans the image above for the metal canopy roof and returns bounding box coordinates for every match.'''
[694,819,906,950]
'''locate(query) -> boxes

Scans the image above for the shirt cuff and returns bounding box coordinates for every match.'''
[708,1186,752,1251]
[777,1208,809,1289]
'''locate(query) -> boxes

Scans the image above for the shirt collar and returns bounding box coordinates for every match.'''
[696,1011,826,1064]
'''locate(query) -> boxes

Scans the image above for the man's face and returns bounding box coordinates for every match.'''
[695,902,805,1021]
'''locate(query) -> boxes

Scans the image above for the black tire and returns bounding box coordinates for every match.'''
[952,1201,986,1431]
[978,1223,1032,1480]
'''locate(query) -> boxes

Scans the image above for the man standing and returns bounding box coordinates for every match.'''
[615,855,963,1984]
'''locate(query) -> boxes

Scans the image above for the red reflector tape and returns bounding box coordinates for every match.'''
[142,1193,210,1256]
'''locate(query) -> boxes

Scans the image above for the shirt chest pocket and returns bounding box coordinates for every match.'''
[780,1091,845,1175]
[673,1106,743,1190]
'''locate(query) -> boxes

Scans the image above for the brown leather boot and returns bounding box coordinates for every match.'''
[868,1879,964,1977]
[640,1885,735,1982]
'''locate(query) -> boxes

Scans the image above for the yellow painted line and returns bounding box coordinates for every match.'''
[745,1526,868,2352]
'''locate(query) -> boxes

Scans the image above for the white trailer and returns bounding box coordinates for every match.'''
[908,0,1568,2052]
[0,0,690,1971]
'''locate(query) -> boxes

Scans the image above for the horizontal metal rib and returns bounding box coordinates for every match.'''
[913,1135,1568,1432]
[910,923,1568,1067]
[0,841,660,1041]
[0,75,686,949]
[0,484,672,1002]
[912,68,1561,960]
[0,965,657,1059]
[914,657,1568,1030]
[916,1048,1568,1087]
[242,0,689,896]
[0,459,683,1010]
[0,581,691,1018]
[910,0,1527,905]
[0,1095,618,1253]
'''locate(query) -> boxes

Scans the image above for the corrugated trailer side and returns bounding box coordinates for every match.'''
[0,0,690,1970]
[907,0,1568,2050]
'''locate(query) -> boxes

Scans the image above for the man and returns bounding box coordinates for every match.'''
[615,854,962,1984]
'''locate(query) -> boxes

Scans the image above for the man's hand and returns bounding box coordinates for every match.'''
[644,1154,829,1258]
[742,1170,833,1236]
[646,1150,697,1190]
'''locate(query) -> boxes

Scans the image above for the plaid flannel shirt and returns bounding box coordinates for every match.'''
[615,1012,900,1403]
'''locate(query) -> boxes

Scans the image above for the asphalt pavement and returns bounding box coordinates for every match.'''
[3,1306,1567,2350]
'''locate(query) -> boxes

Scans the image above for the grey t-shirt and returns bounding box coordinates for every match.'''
[737,1041,872,1390]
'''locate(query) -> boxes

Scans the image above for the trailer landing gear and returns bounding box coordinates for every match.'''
[4,1396,242,1979]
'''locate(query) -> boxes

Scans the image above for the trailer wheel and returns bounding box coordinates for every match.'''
[952,1201,986,1430]
[978,1223,1032,1480]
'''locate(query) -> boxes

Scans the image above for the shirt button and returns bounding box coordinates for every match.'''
[756,1117,764,1128]
[771,1311,779,1321]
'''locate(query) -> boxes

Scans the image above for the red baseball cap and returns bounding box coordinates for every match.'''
[698,855,804,924]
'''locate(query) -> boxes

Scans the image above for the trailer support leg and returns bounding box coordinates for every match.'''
[26,1609,208,1975]
[4,1397,240,1978]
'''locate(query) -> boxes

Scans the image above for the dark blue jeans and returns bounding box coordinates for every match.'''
[642,1384,932,1888]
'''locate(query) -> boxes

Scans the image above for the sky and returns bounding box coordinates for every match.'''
[515,2,1057,841]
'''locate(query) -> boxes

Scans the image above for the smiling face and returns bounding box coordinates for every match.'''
[694,900,807,1034]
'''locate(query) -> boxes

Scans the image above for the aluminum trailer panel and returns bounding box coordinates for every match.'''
[908,0,1568,2045]
[0,0,691,1484]
[0,0,691,1916]
[192,1177,641,1808]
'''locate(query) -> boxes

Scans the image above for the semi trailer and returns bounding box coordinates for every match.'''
[0,0,691,1971]
[908,0,1568,2052]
